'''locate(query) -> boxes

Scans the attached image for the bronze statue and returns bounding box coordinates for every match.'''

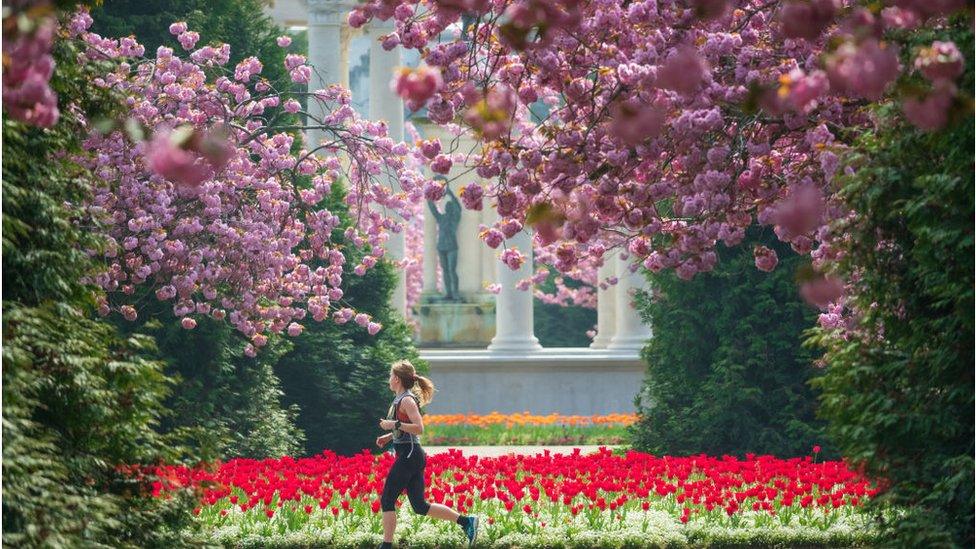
[427,184,461,301]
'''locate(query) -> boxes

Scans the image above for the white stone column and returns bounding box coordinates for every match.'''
[589,258,617,349]
[488,230,541,352]
[422,205,438,294]
[307,1,353,150]
[368,20,407,315]
[607,255,652,351]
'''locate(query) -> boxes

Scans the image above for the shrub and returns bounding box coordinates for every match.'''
[630,227,824,458]
[2,37,195,547]
[807,19,974,547]
[128,314,305,460]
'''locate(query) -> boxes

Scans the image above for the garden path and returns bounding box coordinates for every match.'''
[423,445,622,457]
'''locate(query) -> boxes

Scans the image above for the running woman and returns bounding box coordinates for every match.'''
[375,360,479,549]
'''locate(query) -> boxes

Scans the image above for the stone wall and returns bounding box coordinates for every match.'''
[420,349,646,415]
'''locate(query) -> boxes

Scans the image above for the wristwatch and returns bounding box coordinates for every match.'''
[394,419,402,430]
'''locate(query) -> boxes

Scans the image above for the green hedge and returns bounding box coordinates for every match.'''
[630,227,824,458]
[2,37,195,547]
[806,18,974,548]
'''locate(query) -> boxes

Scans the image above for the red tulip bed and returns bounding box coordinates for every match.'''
[154,448,883,548]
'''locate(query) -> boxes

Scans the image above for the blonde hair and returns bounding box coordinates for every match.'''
[391,360,435,406]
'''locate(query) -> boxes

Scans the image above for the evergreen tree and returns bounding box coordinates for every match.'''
[807,19,974,546]
[630,227,824,457]
[2,37,194,548]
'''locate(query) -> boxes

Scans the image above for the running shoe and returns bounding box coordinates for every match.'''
[463,515,479,547]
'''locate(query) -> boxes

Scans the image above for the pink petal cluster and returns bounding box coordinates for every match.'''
[902,81,956,132]
[393,66,443,105]
[800,274,845,309]
[777,0,841,40]
[825,39,900,101]
[2,8,59,127]
[69,19,424,345]
[754,246,779,273]
[914,41,964,82]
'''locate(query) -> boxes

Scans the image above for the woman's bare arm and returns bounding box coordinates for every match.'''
[397,397,424,435]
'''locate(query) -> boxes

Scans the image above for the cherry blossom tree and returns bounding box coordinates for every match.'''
[354,0,969,323]
[62,11,426,348]
[4,1,969,342]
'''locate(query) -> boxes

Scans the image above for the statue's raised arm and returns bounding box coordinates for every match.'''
[426,197,443,221]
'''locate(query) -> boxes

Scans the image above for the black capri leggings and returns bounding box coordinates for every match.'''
[380,444,431,515]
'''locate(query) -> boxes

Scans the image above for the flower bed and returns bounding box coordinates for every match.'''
[422,412,636,445]
[154,448,883,547]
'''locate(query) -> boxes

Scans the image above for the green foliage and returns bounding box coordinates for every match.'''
[124,313,306,460]
[806,20,974,548]
[2,305,195,548]
[275,186,426,457]
[630,227,824,458]
[2,38,195,548]
[91,0,291,90]
[533,271,597,347]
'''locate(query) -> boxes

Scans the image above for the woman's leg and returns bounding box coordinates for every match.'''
[405,451,458,521]
[381,511,396,544]
[406,450,479,545]
[425,503,460,522]
[379,451,410,545]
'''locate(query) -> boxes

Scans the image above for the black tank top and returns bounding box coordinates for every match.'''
[387,391,422,445]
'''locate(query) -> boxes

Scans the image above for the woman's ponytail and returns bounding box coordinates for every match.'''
[413,375,435,407]
[391,360,436,406]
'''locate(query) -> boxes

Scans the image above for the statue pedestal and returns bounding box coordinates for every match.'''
[415,296,496,348]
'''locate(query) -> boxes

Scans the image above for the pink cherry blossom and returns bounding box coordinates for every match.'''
[772,185,825,239]
[800,274,845,308]
[608,99,666,146]
[2,10,59,127]
[420,139,441,159]
[754,246,779,272]
[393,66,443,104]
[480,227,505,249]
[462,86,516,139]
[914,41,964,82]
[459,183,484,211]
[656,47,709,95]
[902,81,956,132]
[777,0,840,40]
[500,248,525,271]
[430,154,452,174]
[177,31,199,50]
[825,39,900,101]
